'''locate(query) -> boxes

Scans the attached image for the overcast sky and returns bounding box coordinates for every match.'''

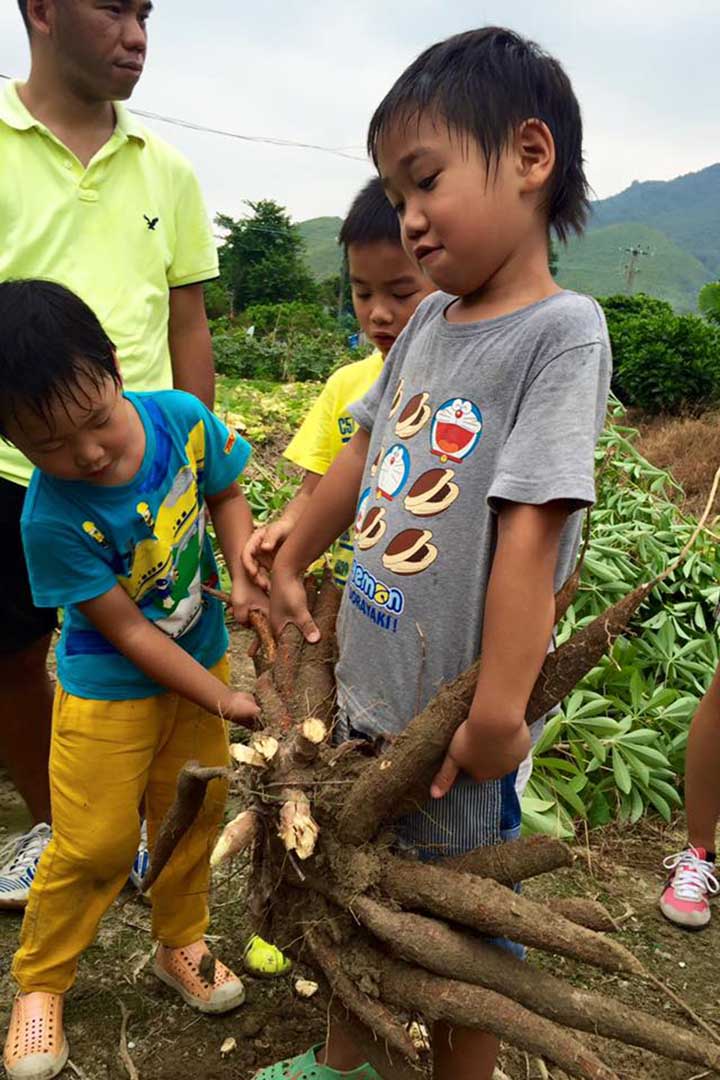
[1,1,718,227]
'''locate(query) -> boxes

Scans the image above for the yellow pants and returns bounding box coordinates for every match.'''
[13,656,230,994]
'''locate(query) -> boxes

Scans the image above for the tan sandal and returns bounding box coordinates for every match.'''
[3,992,69,1080]
[153,940,245,1013]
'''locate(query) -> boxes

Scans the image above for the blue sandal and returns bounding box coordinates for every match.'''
[253,1045,382,1079]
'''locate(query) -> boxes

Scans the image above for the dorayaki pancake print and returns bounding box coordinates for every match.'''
[370,447,383,477]
[388,378,404,418]
[355,505,387,550]
[376,444,410,501]
[430,398,483,463]
[382,528,438,575]
[394,391,431,439]
[404,467,459,517]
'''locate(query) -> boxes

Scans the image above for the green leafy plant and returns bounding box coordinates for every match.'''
[525,404,719,836]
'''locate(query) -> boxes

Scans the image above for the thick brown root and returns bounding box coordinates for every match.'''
[441,835,574,885]
[526,583,652,723]
[255,671,295,733]
[546,898,617,934]
[308,931,419,1062]
[363,950,620,1080]
[379,857,643,975]
[355,898,720,1072]
[142,762,229,892]
[338,584,653,846]
[274,624,305,707]
[293,573,341,724]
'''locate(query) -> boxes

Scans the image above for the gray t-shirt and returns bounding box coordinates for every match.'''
[336,289,612,738]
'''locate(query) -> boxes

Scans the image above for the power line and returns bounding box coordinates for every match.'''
[0,73,367,163]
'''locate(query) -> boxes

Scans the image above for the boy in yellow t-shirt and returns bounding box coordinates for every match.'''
[243,177,435,588]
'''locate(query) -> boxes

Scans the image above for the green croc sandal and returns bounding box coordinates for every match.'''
[243,934,292,977]
[252,1045,382,1079]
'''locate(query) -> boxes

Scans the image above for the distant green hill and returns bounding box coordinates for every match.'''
[298,163,720,310]
[298,217,343,280]
[590,164,720,278]
[556,223,711,312]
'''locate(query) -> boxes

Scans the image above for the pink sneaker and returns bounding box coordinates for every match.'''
[660,846,718,929]
[3,992,68,1080]
[153,940,245,1013]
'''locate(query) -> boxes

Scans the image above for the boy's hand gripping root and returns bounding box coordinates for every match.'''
[270,565,321,644]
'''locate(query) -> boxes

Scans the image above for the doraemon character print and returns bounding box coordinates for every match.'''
[430,398,483,464]
[376,444,410,501]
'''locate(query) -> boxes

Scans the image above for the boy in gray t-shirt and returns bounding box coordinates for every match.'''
[263,26,611,1080]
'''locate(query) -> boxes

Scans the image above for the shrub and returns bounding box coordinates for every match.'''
[599,293,720,414]
[240,301,337,339]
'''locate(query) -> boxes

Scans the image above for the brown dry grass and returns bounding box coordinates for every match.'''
[631,408,720,517]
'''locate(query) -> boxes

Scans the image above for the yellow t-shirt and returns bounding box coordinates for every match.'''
[284,351,383,586]
[0,81,218,486]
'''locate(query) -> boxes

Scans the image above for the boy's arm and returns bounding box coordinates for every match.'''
[271,427,370,641]
[206,481,269,622]
[431,500,571,797]
[77,586,260,724]
[242,471,322,592]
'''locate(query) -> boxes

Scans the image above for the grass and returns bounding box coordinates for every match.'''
[632,407,720,517]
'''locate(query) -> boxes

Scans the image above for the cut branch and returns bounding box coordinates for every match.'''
[142,762,229,891]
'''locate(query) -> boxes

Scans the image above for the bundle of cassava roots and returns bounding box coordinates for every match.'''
[145,562,720,1080]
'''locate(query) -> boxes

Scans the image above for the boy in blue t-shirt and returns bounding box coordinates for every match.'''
[0,280,264,1080]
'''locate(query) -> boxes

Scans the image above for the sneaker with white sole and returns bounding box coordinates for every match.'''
[0,824,51,910]
[660,845,719,929]
[128,821,150,892]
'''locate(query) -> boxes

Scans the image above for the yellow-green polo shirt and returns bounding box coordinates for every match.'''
[0,81,219,486]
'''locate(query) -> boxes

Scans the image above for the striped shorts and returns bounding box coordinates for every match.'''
[335,715,533,959]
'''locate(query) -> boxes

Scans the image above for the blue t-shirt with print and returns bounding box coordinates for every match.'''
[21,390,250,700]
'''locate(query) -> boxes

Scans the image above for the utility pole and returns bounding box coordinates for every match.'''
[621,245,651,293]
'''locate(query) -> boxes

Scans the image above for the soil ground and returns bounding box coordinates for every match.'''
[0,628,717,1079]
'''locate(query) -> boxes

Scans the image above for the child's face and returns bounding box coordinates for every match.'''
[348,241,435,357]
[377,115,545,298]
[6,371,142,485]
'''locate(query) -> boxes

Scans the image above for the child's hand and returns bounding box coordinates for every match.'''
[230,575,270,626]
[219,689,261,726]
[242,520,293,592]
[430,714,531,798]
[270,565,320,643]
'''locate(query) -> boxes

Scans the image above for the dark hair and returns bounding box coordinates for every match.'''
[367,27,589,242]
[338,176,401,251]
[0,280,120,437]
[17,1,30,32]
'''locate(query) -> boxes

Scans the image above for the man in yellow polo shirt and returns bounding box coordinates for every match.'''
[0,0,218,906]
[243,177,435,590]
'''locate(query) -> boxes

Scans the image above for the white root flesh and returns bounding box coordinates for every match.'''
[210,809,259,867]
[230,744,267,768]
[278,789,320,860]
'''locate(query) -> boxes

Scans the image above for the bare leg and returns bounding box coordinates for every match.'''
[433,1022,499,1080]
[316,1018,367,1071]
[0,634,53,824]
[685,662,720,853]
